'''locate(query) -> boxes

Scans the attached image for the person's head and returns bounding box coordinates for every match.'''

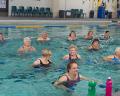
[41,32,48,39]
[23,37,31,46]
[67,62,78,74]
[104,31,110,36]
[115,47,120,56]
[0,33,4,41]
[69,44,78,55]
[87,31,93,36]
[92,38,100,45]
[42,48,52,59]
[69,31,76,38]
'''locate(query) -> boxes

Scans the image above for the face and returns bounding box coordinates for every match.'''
[24,41,31,46]
[69,48,77,55]
[69,63,78,74]
[42,33,48,39]
[70,33,76,38]
[104,32,109,37]
[93,41,99,46]
[116,50,120,56]
[88,32,93,36]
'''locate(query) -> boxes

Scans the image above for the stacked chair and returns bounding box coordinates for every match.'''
[59,9,85,18]
[11,6,53,17]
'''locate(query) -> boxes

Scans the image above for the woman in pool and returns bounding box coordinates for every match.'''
[84,31,94,40]
[37,32,50,42]
[63,44,81,60]
[0,33,5,42]
[88,38,100,51]
[18,37,36,54]
[68,31,77,41]
[32,48,52,68]
[53,62,92,91]
[103,47,120,62]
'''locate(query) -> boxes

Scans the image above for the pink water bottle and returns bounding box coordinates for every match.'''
[106,77,112,96]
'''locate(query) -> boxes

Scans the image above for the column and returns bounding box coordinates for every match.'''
[51,0,59,18]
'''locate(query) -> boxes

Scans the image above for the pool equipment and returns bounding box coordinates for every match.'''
[106,77,112,96]
[88,81,96,96]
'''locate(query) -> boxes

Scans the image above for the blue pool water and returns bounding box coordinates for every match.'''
[0,23,120,96]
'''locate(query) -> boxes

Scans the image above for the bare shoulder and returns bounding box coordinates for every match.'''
[63,54,69,60]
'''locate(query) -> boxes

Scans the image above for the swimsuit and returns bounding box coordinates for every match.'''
[34,59,51,68]
[63,74,80,89]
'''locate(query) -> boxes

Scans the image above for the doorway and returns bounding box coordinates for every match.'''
[0,0,8,16]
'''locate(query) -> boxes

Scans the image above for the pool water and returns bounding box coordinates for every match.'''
[0,23,120,96]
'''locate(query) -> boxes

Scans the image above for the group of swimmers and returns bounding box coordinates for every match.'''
[0,30,120,92]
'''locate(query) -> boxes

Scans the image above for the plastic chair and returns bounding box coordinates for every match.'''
[11,6,18,16]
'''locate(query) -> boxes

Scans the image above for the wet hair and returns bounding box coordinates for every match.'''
[42,48,52,56]
[69,31,76,37]
[92,38,100,44]
[69,44,78,50]
[67,61,78,72]
[105,31,109,33]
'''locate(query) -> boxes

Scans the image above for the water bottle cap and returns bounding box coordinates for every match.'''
[108,77,111,79]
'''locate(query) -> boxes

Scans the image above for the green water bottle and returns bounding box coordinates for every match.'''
[88,81,96,96]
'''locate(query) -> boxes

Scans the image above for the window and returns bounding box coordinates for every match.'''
[0,0,6,8]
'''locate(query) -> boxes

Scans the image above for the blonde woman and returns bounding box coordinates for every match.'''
[32,48,52,68]
[37,32,50,42]
[63,44,81,60]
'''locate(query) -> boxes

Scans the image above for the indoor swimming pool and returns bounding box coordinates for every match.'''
[0,22,120,96]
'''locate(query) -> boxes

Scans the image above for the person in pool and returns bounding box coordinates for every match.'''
[88,38,100,51]
[53,62,93,91]
[103,31,110,40]
[99,31,110,40]
[103,47,120,62]
[63,44,81,60]
[37,32,50,42]
[0,33,5,43]
[18,37,36,54]
[84,31,94,40]
[32,48,52,68]
[68,31,77,41]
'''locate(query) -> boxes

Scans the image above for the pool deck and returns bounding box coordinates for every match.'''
[0,16,120,24]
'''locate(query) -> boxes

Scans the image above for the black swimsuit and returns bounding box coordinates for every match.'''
[69,54,79,60]
[34,59,51,68]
